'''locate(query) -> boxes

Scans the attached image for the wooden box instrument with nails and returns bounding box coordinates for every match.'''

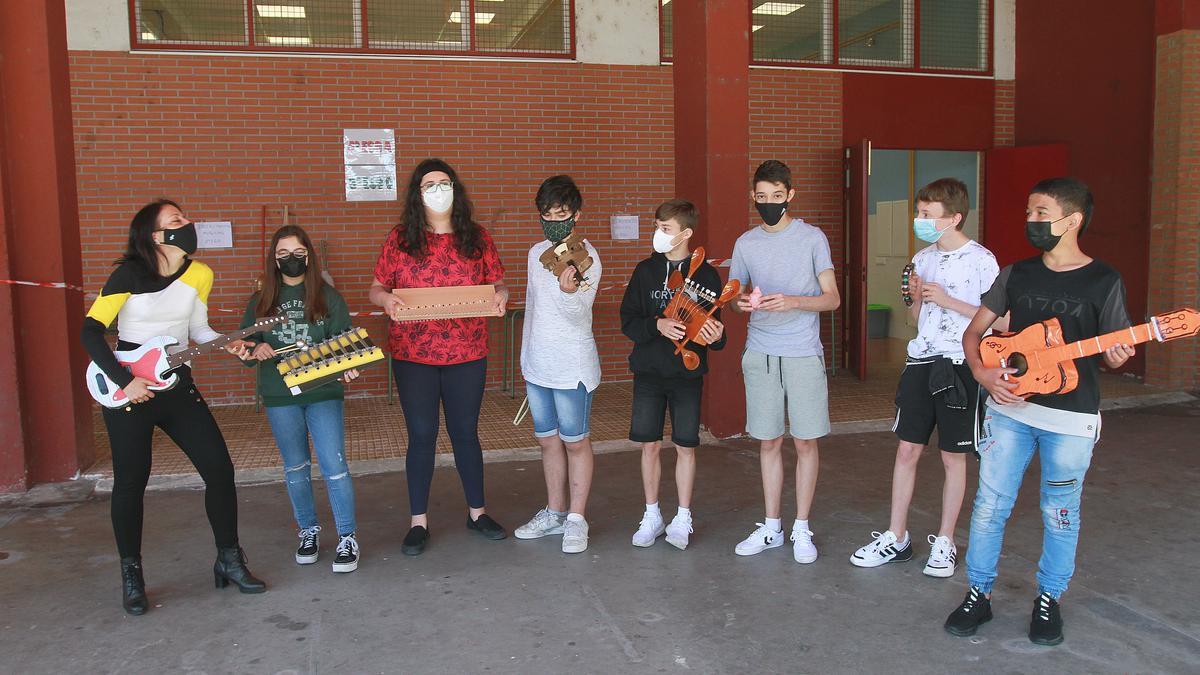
[389,284,497,321]
[276,327,386,395]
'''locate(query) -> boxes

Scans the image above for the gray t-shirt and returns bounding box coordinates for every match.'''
[730,218,834,358]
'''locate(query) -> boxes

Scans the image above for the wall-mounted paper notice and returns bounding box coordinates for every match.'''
[610,214,639,240]
[195,221,233,249]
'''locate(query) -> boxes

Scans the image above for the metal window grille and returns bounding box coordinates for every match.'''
[661,0,673,61]
[752,1,831,65]
[919,0,988,71]
[136,0,248,46]
[836,0,913,68]
[367,1,471,52]
[475,0,571,54]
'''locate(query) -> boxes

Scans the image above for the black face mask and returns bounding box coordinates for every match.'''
[1024,215,1071,252]
[755,202,788,227]
[160,222,198,255]
[276,254,308,277]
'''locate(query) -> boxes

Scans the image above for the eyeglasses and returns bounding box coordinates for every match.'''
[420,180,453,195]
[276,250,308,259]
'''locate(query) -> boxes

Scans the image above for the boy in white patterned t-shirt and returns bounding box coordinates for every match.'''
[850,178,1000,578]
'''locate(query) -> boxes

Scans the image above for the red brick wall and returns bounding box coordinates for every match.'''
[994,80,1015,148]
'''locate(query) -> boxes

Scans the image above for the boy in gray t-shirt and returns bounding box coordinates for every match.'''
[728,160,840,565]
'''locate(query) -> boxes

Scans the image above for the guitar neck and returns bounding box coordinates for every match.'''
[165,318,281,368]
[1040,322,1156,366]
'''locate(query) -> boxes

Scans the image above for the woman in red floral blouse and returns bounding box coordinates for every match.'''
[369,158,509,555]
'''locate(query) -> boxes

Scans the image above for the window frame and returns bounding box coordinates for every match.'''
[129,0,577,60]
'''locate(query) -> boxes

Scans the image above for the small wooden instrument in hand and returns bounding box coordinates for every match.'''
[901,263,916,307]
[663,247,740,370]
[980,307,1200,397]
[390,284,497,321]
[276,327,386,395]
[538,231,594,291]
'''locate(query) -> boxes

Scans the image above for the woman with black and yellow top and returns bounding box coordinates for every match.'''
[241,225,361,573]
[81,199,266,616]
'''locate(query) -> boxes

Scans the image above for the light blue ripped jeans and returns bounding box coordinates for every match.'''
[265,399,357,536]
[966,408,1095,599]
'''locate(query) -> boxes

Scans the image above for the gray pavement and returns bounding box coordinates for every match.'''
[2,399,1198,674]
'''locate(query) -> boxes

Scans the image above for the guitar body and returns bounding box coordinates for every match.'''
[86,336,180,408]
[979,318,1079,397]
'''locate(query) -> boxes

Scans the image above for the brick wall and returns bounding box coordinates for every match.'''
[993,80,1015,148]
[1147,30,1200,390]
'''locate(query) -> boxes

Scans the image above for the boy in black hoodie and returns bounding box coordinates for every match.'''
[620,199,726,550]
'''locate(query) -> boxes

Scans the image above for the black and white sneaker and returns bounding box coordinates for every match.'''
[1028,592,1064,645]
[849,530,912,567]
[944,586,993,637]
[296,525,321,565]
[923,535,957,578]
[332,533,359,573]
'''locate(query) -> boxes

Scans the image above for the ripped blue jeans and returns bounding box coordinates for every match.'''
[265,399,356,536]
[966,408,1095,599]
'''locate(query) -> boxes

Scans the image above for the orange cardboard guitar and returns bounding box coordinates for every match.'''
[979,308,1200,397]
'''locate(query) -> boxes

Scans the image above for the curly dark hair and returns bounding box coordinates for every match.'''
[394,158,484,260]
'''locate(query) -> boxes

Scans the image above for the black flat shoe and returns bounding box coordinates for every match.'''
[120,556,148,616]
[402,526,429,556]
[214,546,267,594]
[467,514,508,540]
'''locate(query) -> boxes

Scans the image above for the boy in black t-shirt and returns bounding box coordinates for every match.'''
[944,178,1134,646]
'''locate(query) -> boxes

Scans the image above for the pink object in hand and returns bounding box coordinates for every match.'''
[748,286,763,310]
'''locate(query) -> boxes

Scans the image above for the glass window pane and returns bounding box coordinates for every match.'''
[919,0,987,71]
[661,0,673,61]
[366,1,470,51]
[252,1,361,49]
[838,0,912,67]
[752,1,831,65]
[137,0,247,46]
[476,0,570,54]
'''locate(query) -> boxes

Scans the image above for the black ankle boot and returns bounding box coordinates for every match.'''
[120,556,148,616]
[213,547,266,594]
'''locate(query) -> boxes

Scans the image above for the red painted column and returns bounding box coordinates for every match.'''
[673,1,750,438]
[0,1,93,488]
[0,118,27,492]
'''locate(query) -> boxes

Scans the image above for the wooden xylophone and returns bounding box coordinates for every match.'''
[276,327,386,395]
[390,284,497,321]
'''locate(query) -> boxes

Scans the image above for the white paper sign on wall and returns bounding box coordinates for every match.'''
[343,129,397,201]
[610,214,639,240]
[195,221,233,249]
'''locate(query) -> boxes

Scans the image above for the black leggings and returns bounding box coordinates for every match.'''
[392,358,487,515]
[102,379,239,558]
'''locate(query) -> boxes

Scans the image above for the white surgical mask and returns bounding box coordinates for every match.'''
[422,187,454,214]
[653,229,678,254]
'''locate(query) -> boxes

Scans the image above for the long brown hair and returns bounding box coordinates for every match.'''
[255,225,329,323]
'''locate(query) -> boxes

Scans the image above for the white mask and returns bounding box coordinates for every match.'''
[653,229,679,254]
[422,187,454,214]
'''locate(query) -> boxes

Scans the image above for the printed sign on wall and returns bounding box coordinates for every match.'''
[344,129,396,201]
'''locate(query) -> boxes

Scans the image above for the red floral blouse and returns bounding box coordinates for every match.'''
[373,227,505,366]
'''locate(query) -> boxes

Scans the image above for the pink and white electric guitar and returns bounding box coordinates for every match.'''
[85,315,285,408]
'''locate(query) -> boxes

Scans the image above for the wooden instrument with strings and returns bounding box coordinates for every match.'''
[980,307,1200,397]
[901,263,916,307]
[663,246,740,370]
[390,284,498,321]
[538,231,594,291]
[276,327,387,395]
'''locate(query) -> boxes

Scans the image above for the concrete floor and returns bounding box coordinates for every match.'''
[2,399,1198,674]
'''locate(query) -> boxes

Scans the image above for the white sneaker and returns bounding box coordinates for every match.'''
[849,530,913,568]
[514,508,566,540]
[631,514,665,547]
[923,534,957,578]
[562,516,589,554]
[665,515,693,550]
[734,523,785,556]
[790,525,818,564]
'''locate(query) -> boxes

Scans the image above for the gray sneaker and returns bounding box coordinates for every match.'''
[562,517,589,554]
[514,508,566,540]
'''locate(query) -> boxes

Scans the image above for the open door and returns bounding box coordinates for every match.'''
[984,144,1069,267]
[843,139,869,380]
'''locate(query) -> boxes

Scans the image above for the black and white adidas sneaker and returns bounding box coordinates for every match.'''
[849,530,913,567]
[923,534,957,578]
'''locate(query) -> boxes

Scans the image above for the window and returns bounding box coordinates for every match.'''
[132,0,574,58]
[659,0,990,74]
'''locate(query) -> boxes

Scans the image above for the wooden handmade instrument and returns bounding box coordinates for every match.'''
[276,327,386,395]
[663,247,740,370]
[390,284,498,321]
[901,263,916,307]
[86,315,286,408]
[980,307,1200,397]
[538,231,594,291]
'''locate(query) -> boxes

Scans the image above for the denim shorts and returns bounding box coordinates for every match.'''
[525,381,594,443]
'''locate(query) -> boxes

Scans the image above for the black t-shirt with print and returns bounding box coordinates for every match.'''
[981,256,1131,414]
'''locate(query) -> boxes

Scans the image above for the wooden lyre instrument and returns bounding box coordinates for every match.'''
[276,327,386,395]
[663,246,740,370]
[538,231,594,291]
[901,263,916,307]
[980,307,1200,397]
[390,284,498,321]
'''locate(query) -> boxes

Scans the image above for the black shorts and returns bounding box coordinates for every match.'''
[629,373,703,448]
[893,358,979,453]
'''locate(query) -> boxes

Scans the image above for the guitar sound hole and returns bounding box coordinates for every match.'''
[1007,352,1028,377]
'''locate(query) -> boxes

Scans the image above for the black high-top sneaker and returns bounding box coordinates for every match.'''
[944,586,993,636]
[1029,592,1064,645]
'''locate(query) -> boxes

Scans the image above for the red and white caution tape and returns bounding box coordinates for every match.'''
[0,279,87,292]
